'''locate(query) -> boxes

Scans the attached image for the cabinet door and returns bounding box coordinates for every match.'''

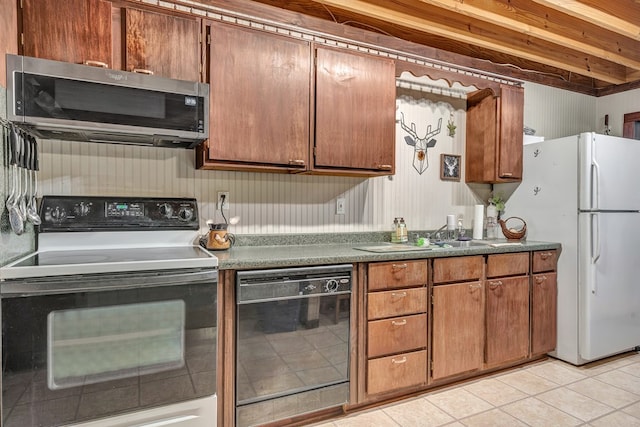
[203,22,310,170]
[465,84,523,183]
[314,47,395,174]
[497,84,524,180]
[531,272,557,355]
[124,8,200,81]
[22,0,112,67]
[432,282,484,380]
[485,276,530,365]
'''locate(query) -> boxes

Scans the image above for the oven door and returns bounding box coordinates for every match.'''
[1,268,217,427]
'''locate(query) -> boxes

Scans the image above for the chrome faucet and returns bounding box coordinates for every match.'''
[434,224,448,241]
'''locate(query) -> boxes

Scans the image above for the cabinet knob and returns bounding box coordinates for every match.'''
[535,275,547,284]
[391,319,407,326]
[391,356,407,364]
[133,68,154,75]
[83,60,108,68]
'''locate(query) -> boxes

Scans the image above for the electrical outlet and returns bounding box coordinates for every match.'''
[217,191,230,210]
[336,197,346,215]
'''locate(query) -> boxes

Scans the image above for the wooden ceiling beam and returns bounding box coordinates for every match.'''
[310,0,627,84]
[529,0,640,41]
[412,0,640,71]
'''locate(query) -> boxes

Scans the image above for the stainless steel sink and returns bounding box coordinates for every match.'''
[433,240,487,248]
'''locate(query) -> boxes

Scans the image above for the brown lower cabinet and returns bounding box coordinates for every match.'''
[367,350,428,395]
[361,250,558,402]
[431,281,484,380]
[365,260,428,396]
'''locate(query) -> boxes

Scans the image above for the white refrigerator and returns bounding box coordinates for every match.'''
[501,132,640,365]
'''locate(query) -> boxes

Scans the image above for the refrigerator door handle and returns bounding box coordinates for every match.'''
[591,212,600,294]
[591,160,600,210]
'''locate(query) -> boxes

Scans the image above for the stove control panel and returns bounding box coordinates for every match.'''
[39,196,200,231]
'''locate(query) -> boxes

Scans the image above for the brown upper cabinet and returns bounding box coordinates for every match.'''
[314,47,396,175]
[466,84,524,183]
[123,8,200,81]
[198,21,311,172]
[197,21,396,176]
[20,0,201,81]
[21,0,112,67]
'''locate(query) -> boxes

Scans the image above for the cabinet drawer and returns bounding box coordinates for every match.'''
[368,260,427,291]
[433,256,483,283]
[367,350,427,395]
[487,252,529,278]
[533,250,558,273]
[368,287,427,320]
[368,313,427,358]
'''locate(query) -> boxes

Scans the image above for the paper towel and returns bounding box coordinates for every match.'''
[473,205,484,239]
[446,214,456,230]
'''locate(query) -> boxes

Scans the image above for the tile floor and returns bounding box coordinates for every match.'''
[312,351,640,427]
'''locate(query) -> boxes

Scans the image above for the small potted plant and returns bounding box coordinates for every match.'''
[487,193,505,220]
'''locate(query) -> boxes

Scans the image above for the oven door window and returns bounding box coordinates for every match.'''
[2,278,216,427]
[48,300,185,390]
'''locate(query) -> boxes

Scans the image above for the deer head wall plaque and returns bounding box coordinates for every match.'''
[399,112,442,175]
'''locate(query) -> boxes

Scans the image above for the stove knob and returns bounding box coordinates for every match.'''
[74,202,91,217]
[50,206,67,222]
[158,203,173,218]
[178,206,194,221]
[324,279,339,293]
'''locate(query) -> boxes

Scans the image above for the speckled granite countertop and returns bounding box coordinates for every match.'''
[212,238,561,270]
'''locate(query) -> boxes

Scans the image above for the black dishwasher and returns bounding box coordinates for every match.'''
[235,264,352,427]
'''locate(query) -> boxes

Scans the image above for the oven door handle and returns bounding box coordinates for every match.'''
[0,268,218,296]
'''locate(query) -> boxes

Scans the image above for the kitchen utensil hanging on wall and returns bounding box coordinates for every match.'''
[26,135,41,225]
[2,121,42,234]
[6,125,24,235]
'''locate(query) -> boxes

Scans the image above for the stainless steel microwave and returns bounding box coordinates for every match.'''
[6,54,209,148]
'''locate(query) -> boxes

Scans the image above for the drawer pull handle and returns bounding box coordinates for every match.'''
[133,68,154,75]
[535,275,547,284]
[377,164,393,170]
[83,60,108,68]
[469,283,482,290]
[489,280,503,288]
[501,172,514,177]
[540,252,553,260]
[288,159,306,166]
[391,291,407,298]
[391,356,407,364]
[391,319,407,326]
[392,263,408,270]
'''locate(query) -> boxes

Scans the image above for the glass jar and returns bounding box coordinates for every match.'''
[391,217,408,243]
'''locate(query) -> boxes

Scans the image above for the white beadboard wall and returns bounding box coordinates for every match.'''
[596,88,640,137]
[522,81,596,139]
[36,78,605,236]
